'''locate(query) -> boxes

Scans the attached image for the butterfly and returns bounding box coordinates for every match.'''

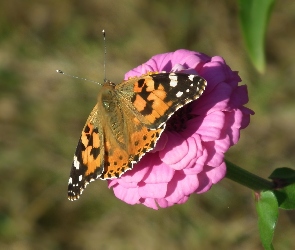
[67,72,207,200]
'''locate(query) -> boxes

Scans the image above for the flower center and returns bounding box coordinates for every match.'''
[166,103,196,132]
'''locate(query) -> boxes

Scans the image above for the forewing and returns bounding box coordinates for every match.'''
[128,72,207,129]
[68,104,104,200]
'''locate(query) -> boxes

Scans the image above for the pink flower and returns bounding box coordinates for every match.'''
[108,49,254,209]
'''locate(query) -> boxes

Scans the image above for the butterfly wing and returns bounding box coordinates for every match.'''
[68,104,105,200]
[120,72,207,129]
[99,103,164,180]
[68,88,163,199]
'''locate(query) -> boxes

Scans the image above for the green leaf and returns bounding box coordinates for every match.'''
[256,190,278,250]
[269,168,295,209]
[238,0,275,73]
[269,167,295,183]
[274,183,295,210]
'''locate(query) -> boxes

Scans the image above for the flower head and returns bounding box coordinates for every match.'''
[108,49,254,209]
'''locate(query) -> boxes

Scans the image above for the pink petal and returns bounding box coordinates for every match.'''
[161,136,200,170]
[143,161,174,183]
[222,110,243,145]
[207,162,227,184]
[228,85,249,109]
[176,196,189,205]
[169,49,210,69]
[184,147,208,175]
[191,82,232,115]
[142,198,159,210]
[113,185,140,205]
[159,132,188,167]
[115,181,139,189]
[156,198,171,208]
[138,183,167,199]
[203,140,226,167]
[200,60,229,91]
[194,172,212,194]
[108,179,118,188]
[195,111,225,141]
[240,106,254,129]
[165,172,199,203]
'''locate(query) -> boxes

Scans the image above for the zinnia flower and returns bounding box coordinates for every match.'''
[108,49,254,209]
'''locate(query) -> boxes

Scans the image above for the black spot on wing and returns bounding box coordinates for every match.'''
[141,99,154,115]
[137,79,145,88]
[90,147,100,158]
[84,125,90,133]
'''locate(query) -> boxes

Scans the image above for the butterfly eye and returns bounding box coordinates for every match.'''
[101,89,115,111]
[103,100,111,110]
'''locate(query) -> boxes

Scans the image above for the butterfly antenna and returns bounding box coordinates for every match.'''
[102,29,107,82]
[56,70,101,85]
[56,30,108,85]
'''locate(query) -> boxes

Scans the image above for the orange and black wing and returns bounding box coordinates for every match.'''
[68,105,105,200]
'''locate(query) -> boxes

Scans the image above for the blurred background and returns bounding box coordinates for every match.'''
[0,0,294,249]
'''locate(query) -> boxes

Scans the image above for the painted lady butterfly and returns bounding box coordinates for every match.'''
[68,72,207,200]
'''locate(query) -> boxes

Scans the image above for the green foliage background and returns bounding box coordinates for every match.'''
[0,0,294,249]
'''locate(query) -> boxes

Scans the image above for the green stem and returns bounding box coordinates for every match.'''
[225,160,274,191]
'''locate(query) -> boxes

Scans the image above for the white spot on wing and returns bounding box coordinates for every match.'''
[73,155,80,170]
[68,177,72,184]
[188,75,195,81]
[176,91,183,97]
[169,73,178,87]
[79,175,82,182]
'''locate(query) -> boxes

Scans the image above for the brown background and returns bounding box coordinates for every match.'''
[0,0,295,249]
